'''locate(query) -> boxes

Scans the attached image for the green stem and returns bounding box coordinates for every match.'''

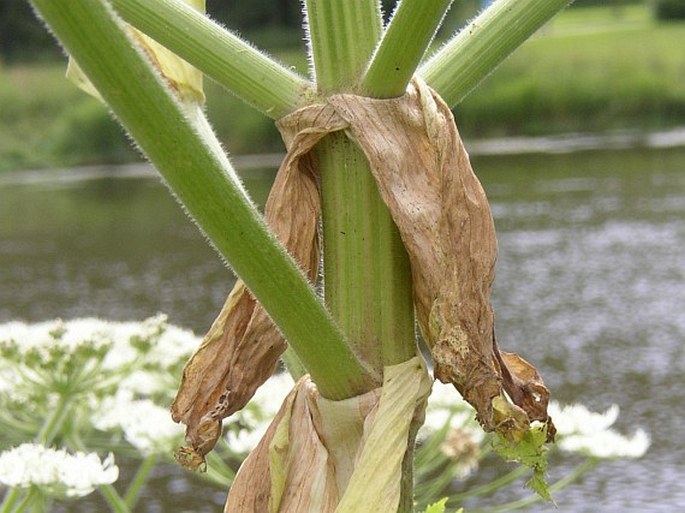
[0,489,21,513]
[280,346,307,381]
[110,0,313,118]
[36,394,72,446]
[448,465,528,502]
[419,0,572,107]
[202,450,236,487]
[416,449,450,479]
[317,136,416,374]
[305,2,419,512]
[31,0,374,400]
[362,0,453,98]
[123,454,158,509]
[99,484,131,513]
[306,0,416,371]
[8,488,43,513]
[304,0,382,93]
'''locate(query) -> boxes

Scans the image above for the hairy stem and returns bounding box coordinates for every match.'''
[304,0,382,94]
[420,0,572,107]
[362,0,453,97]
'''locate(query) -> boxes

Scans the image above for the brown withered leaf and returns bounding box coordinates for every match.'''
[224,377,341,513]
[495,348,556,440]
[224,357,430,513]
[171,127,325,460]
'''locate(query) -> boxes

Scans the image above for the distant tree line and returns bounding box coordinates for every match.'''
[1,0,62,62]
[2,0,670,63]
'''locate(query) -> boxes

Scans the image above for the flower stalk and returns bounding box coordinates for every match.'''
[362,0,454,98]
[0,489,20,513]
[35,394,72,446]
[420,0,573,107]
[122,454,158,509]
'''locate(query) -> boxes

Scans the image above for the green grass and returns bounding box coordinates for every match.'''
[0,49,308,172]
[455,3,685,136]
[1,4,684,172]
[0,63,139,171]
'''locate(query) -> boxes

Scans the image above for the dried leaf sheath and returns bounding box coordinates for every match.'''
[171,142,324,459]
[224,357,431,513]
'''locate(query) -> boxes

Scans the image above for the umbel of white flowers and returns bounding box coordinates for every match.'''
[424,381,650,464]
[0,317,650,504]
[0,444,118,498]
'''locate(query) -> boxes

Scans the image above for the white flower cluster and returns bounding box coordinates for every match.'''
[93,393,185,455]
[0,444,118,498]
[0,315,198,455]
[549,402,651,459]
[420,380,650,461]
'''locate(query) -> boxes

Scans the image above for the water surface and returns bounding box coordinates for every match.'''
[1,147,683,512]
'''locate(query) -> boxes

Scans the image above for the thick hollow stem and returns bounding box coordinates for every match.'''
[305,0,417,372]
[318,135,416,375]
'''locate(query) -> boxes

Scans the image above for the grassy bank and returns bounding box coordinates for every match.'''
[1,4,684,172]
[455,4,685,137]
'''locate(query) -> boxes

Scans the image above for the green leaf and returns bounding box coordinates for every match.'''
[422,498,448,513]
[491,423,553,502]
[421,498,464,513]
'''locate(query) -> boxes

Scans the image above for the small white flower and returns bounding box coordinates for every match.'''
[558,428,651,459]
[548,401,650,459]
[119,369,168,397]
[0,320,59,353]
[152,324,200,369]
[548,401,619,436]
[0,444,118,498]
[58,318,113,352]
[93,393,184,454]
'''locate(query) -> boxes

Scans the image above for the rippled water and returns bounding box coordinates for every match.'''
[1,146,684,511]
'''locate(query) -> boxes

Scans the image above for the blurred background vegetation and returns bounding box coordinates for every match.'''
[1,0,684,172]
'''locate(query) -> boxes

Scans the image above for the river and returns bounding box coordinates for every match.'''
[1,145,684,512]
